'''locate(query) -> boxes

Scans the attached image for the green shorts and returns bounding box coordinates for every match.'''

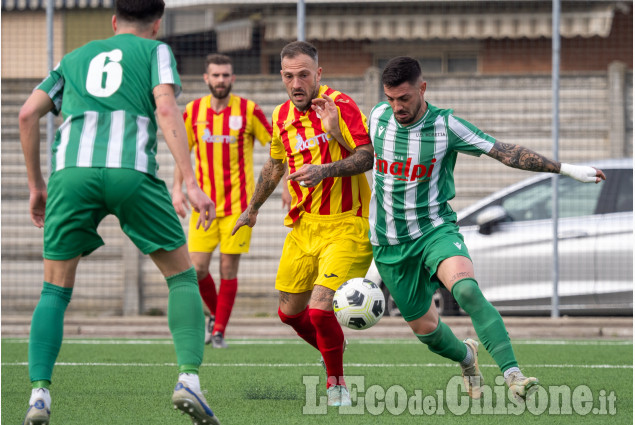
[371,222,471,322]
[44,167,186,260]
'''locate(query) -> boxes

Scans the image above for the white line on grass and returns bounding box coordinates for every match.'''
[2,362,632,369]
[2,339,632,346]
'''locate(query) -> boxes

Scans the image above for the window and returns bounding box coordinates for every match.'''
[459,174,607,226]
[501,177,602,222]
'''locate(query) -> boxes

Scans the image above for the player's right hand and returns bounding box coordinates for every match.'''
[171,189,189,218]
[232,208,258,236]
[29,186,47,228]
[187,186,215,230]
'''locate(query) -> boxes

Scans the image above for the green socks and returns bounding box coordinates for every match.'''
[28,270,204,386]
[451,278,518,372]
[416,319,467,363]
[29,282,73,384]
[166,267,205,374]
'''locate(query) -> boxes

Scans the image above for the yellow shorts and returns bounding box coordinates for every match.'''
[275,212,373,293]
[188,211,252,254]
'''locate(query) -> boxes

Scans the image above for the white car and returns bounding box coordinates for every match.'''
[457,158,633,315]
[374,158,633,316]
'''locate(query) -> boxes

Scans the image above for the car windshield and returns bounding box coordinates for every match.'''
[459,168,630,226]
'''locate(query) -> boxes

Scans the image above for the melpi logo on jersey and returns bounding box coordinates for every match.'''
[229,116,243,130]
[375,153,437,182]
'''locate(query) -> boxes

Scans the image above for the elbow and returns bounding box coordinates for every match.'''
[155,103,177,120]
[18,104,38,129]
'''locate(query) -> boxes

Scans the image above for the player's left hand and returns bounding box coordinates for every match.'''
[311,94,341,137]
[560,163,607,184]
[288,164,327,188]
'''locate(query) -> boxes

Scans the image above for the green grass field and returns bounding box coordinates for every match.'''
[2,337,632,424]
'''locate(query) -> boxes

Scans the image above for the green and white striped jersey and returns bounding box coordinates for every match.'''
[37,33,181,177]
[369,102,495,246]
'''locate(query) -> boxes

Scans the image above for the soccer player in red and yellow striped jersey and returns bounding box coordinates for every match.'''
[232,41,374,407]
[172,54,272,348]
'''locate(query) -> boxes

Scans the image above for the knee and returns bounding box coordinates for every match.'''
[408,317,439,335]
[452,278,485,314]
[279,306,306,325]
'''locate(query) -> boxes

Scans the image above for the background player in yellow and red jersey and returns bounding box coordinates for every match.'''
[233,41,374,407]
[173,54,273,348]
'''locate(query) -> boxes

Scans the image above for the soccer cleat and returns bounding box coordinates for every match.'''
[172,381,221,425]
[23,391,50,425]
[461,338,484,399]
[204,316,216,345]
[505,371,540,402]
[211,332,228,349]
[326,385,352,407]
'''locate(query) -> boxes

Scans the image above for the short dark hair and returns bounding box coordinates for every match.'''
[280,41,318,64]
[382,56,422,88]
[205,54,233,71]
[115,0,165,25]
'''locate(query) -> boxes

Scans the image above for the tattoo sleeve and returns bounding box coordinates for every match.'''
[321,143,374,179]
[487,142,561,173]
[250,157,285,211]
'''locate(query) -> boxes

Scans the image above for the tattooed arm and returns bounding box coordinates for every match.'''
[232,156,286,235]
[287,144,374,187]
[486,142,561,173]
[486,141,606,183]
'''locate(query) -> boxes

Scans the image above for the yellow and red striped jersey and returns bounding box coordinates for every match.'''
[184,94,272,217]
[271,85,371,227]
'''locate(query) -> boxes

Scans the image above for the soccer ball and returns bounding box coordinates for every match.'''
[333,278,385,330]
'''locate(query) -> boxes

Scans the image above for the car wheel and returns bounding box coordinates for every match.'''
[435,287,461,316]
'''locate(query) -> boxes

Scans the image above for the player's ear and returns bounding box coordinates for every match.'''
[112,15,117,33]
[316,67,322,84]
[419,81,427,97]
[151,19,161,37]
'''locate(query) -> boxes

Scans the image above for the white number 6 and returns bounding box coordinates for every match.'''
[86,49,123,97]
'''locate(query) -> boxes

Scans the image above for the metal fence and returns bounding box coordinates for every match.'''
[1,0,632,317]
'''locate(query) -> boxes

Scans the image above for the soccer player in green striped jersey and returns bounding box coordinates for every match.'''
[369,56,606,402]
[18,1,220,424]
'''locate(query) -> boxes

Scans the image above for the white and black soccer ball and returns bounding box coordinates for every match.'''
[333,278,385,330]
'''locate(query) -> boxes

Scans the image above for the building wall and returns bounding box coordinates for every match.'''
[64,9,114,53]
[482,8,633,74]
[1,12,64,79]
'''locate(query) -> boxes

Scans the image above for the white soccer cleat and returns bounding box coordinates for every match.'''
[23,389,51,425]
[326,385,352,407]
[172,381,221,425]
[505,371,540,402]
[211,333,228,349]
[460,338,484,399]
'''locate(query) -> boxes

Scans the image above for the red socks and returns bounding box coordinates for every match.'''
[278,307,345,387]
[214,278,238,336]
[198,274,238,336]
[197,273,217,314]
[309,309,346,388]
[278,307,318,349]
